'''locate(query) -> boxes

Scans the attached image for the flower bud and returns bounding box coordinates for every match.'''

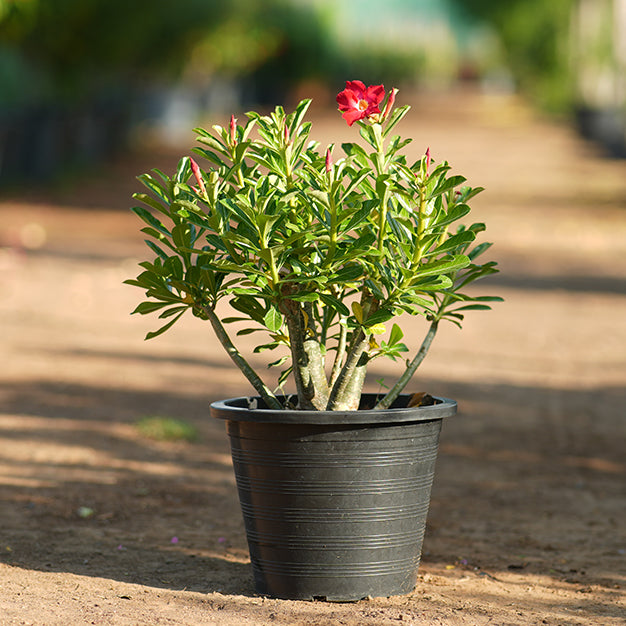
[425,147,431,177]
[382,88,398,121]
[230,115,237,146]
[190,157,207,198]
[325,147,332,175]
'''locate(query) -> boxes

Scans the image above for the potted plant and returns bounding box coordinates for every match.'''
[126,80,501,601]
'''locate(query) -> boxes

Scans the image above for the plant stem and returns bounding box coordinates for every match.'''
[281,300,328,409]
[303,301,330,403]
[203,305,282,409]
[328,194,338,262]
[326,291,379,410]
[326,329,370,411]
[372,123,388,254]
[374,319,439,410]
[378,198,387,254]
[329,320,347,387]
[411,183,428,266]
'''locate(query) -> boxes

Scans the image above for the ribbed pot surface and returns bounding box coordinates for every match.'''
[211,394,456,601]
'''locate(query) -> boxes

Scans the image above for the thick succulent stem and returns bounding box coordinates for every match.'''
[327,293,378,410]
[326,329,370,411]
[281,300,329,410]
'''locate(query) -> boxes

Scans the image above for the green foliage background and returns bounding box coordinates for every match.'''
[457,0,577,113]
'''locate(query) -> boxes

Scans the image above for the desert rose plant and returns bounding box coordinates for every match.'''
[126,81,501,411]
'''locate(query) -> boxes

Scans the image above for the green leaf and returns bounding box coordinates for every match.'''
[159,304,188,319]
[381,104,410,138]
[431,230,476,255]
[388,323,404,346]
[230,298,265,324]
[277,366,293,387]
[402,292,434,308]
[253,341,281,353]
[451,304,493,312]
[138,173,170,204]
[410,274,453,291]
[415,255,470,278]
[145,310,186,339]
[474,295,504,302]
[288,98,312,135]
[132,206,170,236]
[175,156,192,183]
[341,142,369,167]
[171,224,193,250]
[369,323,387,335]
[133,193,169,216]
[358,123,377,149]
[434,174,466,196]
[237,327,265,336]
[144,239,171,260]
[364,309,394,327]
[307,189,331,210]
[342,202,376,233]
[434,203,471,229]
[468,241,494,260]
[289,292,320,302]
[319,293,350,316]
[386,134,412,157]
[263,307,282,332]
[268,355,289,369]
[132,301,171,315]
[457,185,484,202]
[331,265,364,283]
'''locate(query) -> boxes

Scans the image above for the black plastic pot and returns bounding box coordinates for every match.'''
[210,393,456,601]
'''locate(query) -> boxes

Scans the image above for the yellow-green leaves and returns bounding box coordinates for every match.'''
[351,301,363,324]
[368,323,387,335]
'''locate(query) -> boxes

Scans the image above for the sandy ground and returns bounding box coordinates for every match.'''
[1,89,625,625]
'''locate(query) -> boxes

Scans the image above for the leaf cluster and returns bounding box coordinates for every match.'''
[126,94,501,409]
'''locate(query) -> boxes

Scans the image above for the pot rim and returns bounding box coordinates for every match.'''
[210,393,457,425]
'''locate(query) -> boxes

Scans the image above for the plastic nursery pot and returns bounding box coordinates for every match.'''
[210,393,457,602]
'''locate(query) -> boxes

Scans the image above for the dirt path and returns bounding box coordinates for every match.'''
[1,89,625,625]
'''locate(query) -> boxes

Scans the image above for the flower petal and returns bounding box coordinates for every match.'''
[336,88,359,111]
[342,108,366,126]
[345,80,366,96]
[365,84,385,105]
[336,81,387,125]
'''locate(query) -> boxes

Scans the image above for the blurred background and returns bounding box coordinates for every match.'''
[1,5,625,620]
[1,0,625,186]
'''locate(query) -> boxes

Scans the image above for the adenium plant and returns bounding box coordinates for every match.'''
[126,81,501,411]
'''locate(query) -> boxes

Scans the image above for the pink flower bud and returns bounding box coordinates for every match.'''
[229,115,237,146]
[425,147,431,177]
[325,147,332,174]
[284,122,290,145]
[382,88,397,120]
[190,157,207,198]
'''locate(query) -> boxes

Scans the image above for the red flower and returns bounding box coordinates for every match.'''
[336,80,385,126]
